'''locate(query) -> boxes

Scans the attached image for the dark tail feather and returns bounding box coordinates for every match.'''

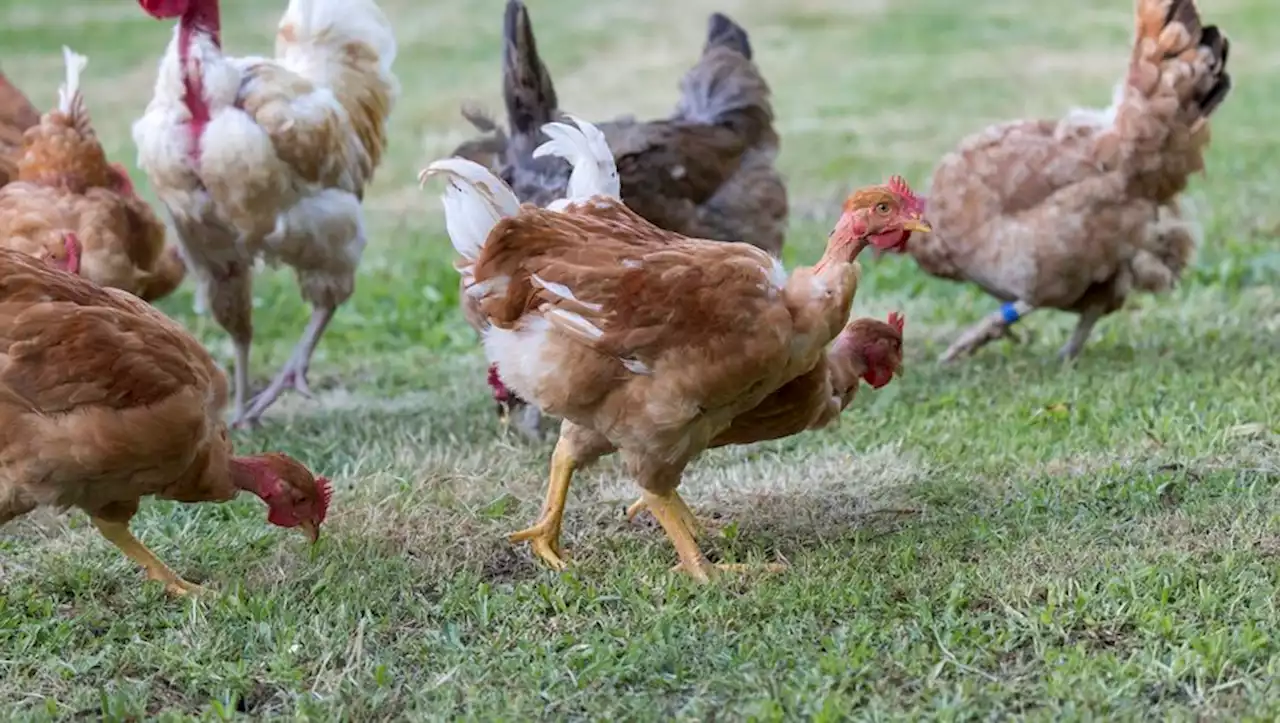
[675,14,773,139]
[705,12,752,59]
[1196,25,1231,118]
[502,0,558,143]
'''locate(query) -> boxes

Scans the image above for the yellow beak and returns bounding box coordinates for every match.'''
[902,217,931,234]
[299,520,320,544]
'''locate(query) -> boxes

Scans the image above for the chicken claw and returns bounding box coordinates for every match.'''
[91,517,208,598]
[510,437,576,570]
[234,306,334,426]
[640,489,720,582]
[163,578,209,597]
[508,520,567,570]
[939,300,1036,363]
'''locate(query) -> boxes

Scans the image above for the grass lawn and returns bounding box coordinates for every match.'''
[3,0,1279,718]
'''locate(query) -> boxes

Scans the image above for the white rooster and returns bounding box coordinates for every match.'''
[132,0,398,426]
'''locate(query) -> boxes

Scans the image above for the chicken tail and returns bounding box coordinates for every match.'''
[1106,0,1230,172]
[136,245,188,302]
[57,46,94,139]
[502,0,559,152]
[532,116,620,205]
[418,158,521,268]
[15,48,112,191]
[674,13,774,144]
[275,0,399,171]
[705,12,753,59]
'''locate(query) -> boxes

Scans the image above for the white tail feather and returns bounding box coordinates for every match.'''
[534,114,620,208]
[418,158,520,265]
[58,46,87,117]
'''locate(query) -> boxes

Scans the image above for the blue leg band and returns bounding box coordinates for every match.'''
[1000,302,1021,324]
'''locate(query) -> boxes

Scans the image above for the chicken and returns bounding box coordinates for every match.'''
[0,241,330,597]
[625,312,906,524]
[132,0,398,426]
[454,1,788,439]
[421,125,926,581]
[895,0,1231,363]
[0,47,185,302]
[0,67,41,189]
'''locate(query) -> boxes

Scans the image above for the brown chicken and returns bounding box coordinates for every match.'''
[0,67,40,188]
[625,312,906,523]
[0,242,330,597]
[0,48,185,302]
[454,1,788,438]
[423,145,925,581]
[894,0,1230,362]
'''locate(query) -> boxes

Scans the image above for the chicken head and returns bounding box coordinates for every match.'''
[232,453,333,543]
[831,176,930,254]
[841,311,905,389]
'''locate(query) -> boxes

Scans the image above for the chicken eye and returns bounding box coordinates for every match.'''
[875,203,890,214]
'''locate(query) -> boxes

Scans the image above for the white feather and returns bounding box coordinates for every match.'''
[531,274,603,312]
[419,158,520,263]
[58,46,87,116]
[548,309,605,341]
[534,114,621,206]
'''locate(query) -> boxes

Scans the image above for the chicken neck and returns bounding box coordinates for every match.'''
[229,456,288,509]
[784,236,869,346]
[176,0,220,164]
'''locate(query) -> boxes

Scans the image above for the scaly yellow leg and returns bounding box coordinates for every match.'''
[509,436,576,570]
[626,496,717,536]
[91,518,206,597]
[641,490,716,582]
[641,491,788,581]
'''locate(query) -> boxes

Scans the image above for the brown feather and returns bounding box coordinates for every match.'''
[0,66,181,301]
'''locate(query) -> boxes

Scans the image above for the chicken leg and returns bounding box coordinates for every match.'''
[236,305,335,426]
[625,496,722,536]
[1058,306,1104,361]
[641,489,786,583]
[91,518,206,596]
[509,436,577,569]
[939,300,1036,363]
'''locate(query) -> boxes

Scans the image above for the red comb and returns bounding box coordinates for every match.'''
[887,176,924,214]
[316,476,333,520]
[62,232,81,275]
[887,311,905,334]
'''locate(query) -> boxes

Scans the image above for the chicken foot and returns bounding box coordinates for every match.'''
[509,436,577,570]
[939,300,1036,363]
[235,305,336,427]
[91,518,206,597]
[642,489,786,583]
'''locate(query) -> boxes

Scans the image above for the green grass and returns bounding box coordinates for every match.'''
[3,0,1280,718]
